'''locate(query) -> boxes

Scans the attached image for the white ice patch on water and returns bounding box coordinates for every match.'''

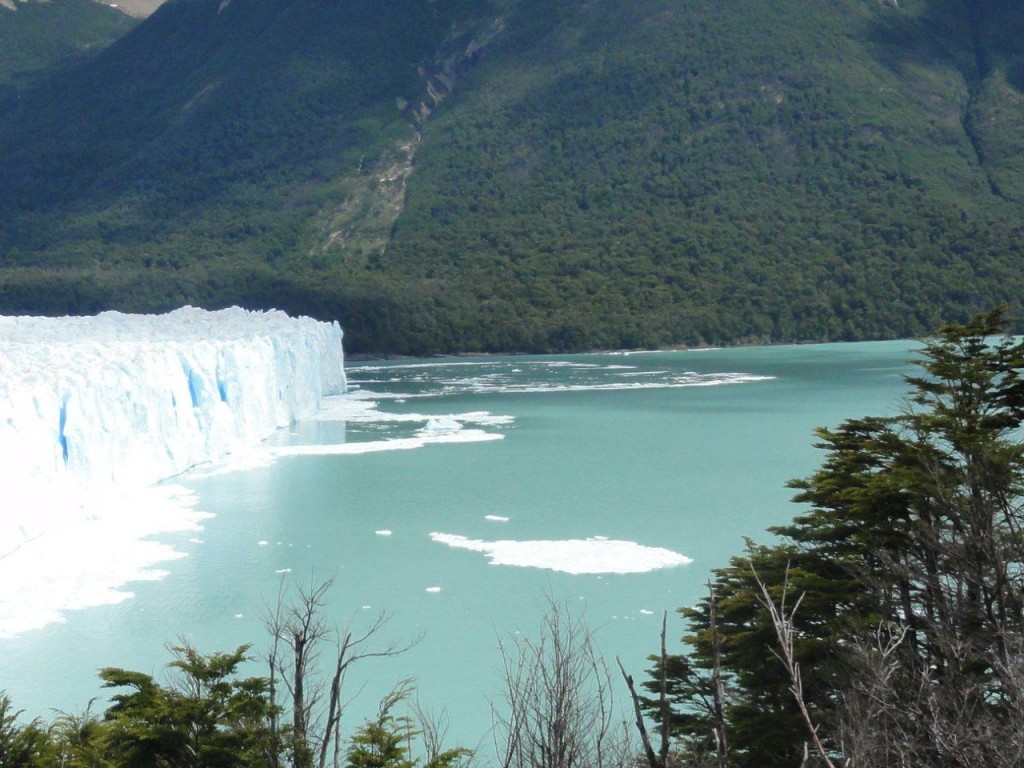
[310,396,381,421]
[353,361,502,371]
[420,416,463,434]
[0,484,210,638]
[429,533,692,575]
[346,358,774,399]
[173,396,512,478]
[268,429,504,458]
[315,396,513,427]
[0,307,346,638]
[466,374,772,395]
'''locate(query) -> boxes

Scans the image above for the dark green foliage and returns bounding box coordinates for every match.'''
[0,0,135,89]
[0,641,469,768]
[100,644,276,768]
[1,0,1024,354]
[47,704,111,768]
[0,692,51,767]
[378,0,1024,353]
[652,309,1024,766]
[344,687,470,768]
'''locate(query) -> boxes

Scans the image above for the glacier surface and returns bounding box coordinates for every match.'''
[0,306,345,637]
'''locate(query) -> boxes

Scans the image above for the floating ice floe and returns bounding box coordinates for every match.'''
[421,415,463,434]
[191,409,509,476]
[0,483,210,638]
[267,429,504,458]
[346,357,773,398]
[429,533,692,575]
[315,397,514,428]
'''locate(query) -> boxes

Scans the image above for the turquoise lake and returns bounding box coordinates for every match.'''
[1,341,919,750]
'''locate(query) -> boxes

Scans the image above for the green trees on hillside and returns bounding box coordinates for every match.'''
[368,0,1024,353]
[0,0,134,89]
[2,0,1024,353]
[652,309,1024,766]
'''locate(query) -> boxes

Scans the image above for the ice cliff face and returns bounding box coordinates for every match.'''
[0,306,345,491]
[0,306,345,636]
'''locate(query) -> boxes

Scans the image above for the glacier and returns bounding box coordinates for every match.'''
[0,306,345,637]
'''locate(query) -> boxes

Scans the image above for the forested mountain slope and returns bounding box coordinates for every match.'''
[0,0,135,88]
[0,0,1021,354]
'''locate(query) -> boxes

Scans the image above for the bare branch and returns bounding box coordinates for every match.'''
[617,656,661,768]
[752,564,844,768]
[493,595,631,768]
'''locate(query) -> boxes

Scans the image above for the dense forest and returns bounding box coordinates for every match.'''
[0,0,134,90]
[0,0,1023,353]
[3,315,1023,767]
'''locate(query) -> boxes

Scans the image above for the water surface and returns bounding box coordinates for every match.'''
[1,341,917,748]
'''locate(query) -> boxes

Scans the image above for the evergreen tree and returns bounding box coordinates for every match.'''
[100,644,277,768]
[345,687,469,768]
[652,309,1024,767]
[0,692,51,768]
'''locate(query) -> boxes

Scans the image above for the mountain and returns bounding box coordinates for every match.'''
[0,0,137,88]
[103,0,167,19]
[0,0,1022,354]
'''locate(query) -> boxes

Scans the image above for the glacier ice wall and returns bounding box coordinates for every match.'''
[0,306,345,636]
[0,306,345,489]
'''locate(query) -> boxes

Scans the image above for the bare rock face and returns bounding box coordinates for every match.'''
[413,16,507,122]
[102,0,167,18]
[0,0,165,16]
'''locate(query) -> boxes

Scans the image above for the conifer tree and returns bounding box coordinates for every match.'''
[100,644,276,768]
[651,309,1024,767]
[0,693,50,768]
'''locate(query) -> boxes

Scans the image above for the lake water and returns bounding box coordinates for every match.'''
[1,341,918,751]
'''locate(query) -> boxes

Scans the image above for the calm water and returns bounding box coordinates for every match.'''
[2,341,917,748]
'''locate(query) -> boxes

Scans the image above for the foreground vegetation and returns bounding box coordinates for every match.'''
[647,308,1024,766]
[4,312,1024,767]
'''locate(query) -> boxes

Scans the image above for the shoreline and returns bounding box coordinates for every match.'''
[344,335,921,362]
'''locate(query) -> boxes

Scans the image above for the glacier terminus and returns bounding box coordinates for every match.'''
[0,306,346,637]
